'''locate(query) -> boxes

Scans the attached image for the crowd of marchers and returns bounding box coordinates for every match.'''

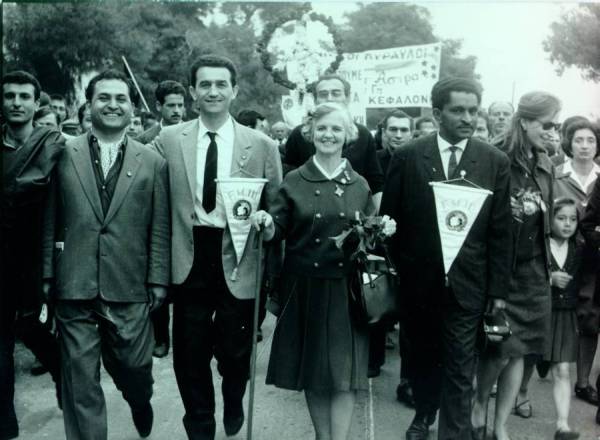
[2,54,600,440]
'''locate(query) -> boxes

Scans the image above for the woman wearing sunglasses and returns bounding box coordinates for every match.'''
[472,91,561,440]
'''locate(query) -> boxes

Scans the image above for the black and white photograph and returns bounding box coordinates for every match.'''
[2,1,600,439]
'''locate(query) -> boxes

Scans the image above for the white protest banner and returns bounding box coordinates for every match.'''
[430,182,492,274]
[338,42,442,116]
[218,178,268,266]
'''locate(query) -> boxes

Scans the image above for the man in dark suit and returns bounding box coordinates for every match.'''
[42,69,170,440]
[137,80,186,145]
[283,73,384,207]
[1,70,64,440]
[152,55,282,440]
[380,78,512,440]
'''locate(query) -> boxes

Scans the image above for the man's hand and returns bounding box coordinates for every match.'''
[250,210,275,241]
[42,280,52,302]
[488,298,506,314]
[148,285,167,312]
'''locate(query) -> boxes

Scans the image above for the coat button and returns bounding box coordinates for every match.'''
[191,213,195,220]
[339,212,346,218]
[314,262,319,268]
[315,190,321,196]
[315,238,321,244]
[338,262,344,267]
[315,213,322,219]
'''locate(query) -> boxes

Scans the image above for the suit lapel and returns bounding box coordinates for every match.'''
[103,141,142,225]
[70,136,104,222]
[179,121,199,198]
[230,121,255,177]
[421,137,446,182]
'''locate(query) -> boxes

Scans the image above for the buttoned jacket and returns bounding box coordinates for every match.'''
[271,159,375,279]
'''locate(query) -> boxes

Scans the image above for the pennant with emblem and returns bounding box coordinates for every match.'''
[218,178,268,277]
[430,182,492,274]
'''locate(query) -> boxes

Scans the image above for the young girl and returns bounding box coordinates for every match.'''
[546,197,582,440]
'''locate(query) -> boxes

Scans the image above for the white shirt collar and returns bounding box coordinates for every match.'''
[437,133,468,152]
[562,159,600,191]
[197,116,234,144]
[312,156,347,180]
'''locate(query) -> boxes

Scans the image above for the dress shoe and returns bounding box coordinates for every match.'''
[512,398,532,419]
[405,413,434,440]
[131,402,153,438]
[152,343,169,358]
[223,412,244,436]
[367,365,381,378]
[574,385,598,405]
[554,429,580,440]
[396,382,415,407]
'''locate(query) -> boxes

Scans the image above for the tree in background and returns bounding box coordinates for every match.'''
[543,3,600,82]
[3,1,479,123]
[340,3,478,80]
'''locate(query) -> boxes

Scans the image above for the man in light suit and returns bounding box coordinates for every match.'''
[380,78,512,440]
[152,54,282,440]
[42,69,170,440]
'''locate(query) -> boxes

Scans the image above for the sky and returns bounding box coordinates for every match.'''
[311,1,600,120]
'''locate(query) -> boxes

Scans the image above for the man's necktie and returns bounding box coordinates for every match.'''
[203,132,218,213]
[447,146,458,179]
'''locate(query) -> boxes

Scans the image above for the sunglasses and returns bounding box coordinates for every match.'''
[537,120,561,131]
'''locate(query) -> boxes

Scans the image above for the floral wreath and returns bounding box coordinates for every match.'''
[257,10,344,91]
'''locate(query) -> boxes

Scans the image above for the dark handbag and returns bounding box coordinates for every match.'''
[348,253,398,325]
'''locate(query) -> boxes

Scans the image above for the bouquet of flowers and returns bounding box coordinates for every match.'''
[331,212,396,264]
[510,188,544,222]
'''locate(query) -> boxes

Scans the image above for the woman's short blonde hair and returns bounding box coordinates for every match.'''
[302,103,359,145]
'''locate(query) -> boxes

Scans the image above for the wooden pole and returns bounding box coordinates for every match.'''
[246,229,264,440]
[121,55,150,112]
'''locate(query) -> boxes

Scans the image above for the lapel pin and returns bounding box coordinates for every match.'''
[433,167,437,172]
[334,185,344,197]
[460,170,466,178]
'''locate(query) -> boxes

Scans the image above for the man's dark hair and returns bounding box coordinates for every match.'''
[155,80,186,104]
[49,94,66,102]
[2,70,42,100]
[189,55,238,88]
[85,69,140,107]
[563,119,600,159]
[415,115,437,130]
[310,73,351,98]
[431,77,482,110]
[77,103,89,125]
[236,109,265,128]
[379,109,413,131]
